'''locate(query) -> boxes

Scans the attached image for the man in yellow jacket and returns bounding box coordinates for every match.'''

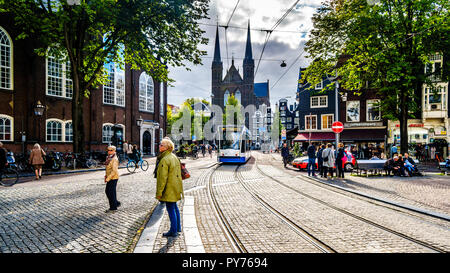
[156,138,183,237]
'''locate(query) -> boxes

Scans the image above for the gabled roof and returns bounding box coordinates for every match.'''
[223,62,242,82]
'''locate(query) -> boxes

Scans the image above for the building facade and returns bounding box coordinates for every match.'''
[387,53,449,159]
[211,23,270,115]
[0,16,166,156]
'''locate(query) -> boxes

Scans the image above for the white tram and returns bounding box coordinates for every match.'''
[217,125,251,164]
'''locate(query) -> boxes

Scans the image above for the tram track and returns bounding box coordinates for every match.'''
[253,158,448,253]
[206,164,248,253]
[234,164,336,253]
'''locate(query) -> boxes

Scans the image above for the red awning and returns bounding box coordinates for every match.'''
[293,132,336,142]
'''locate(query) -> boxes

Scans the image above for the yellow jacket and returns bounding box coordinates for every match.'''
[105,156,119,182]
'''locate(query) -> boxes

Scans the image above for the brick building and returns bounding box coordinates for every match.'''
[0,15,166,156]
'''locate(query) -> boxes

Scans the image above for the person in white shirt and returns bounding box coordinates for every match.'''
[322,143,336,180]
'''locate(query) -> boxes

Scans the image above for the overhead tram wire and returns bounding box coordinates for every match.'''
[271,48,306,91]
[254,0,301,78]
[224,0,241,68]
[198,22,308,34]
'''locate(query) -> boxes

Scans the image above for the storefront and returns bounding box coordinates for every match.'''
[387,120,449,160]
[293,132,336,150]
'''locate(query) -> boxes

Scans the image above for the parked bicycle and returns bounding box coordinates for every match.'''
[0,166,19,187]
[126,157,149,173]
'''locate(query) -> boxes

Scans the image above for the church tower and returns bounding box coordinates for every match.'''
[212,25,223,107]
[243,21,255,107]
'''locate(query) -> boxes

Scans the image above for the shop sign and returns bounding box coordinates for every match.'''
[345,122,383,127]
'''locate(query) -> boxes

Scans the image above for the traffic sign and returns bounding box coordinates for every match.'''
[332,121,344,133]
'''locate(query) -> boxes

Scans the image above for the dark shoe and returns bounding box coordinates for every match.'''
[117,202,121,208]
[105,209,117,213]
[163,232,178,237]
[39,175,42,179]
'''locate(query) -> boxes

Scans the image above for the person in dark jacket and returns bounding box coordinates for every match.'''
[392,156,406,176]
[336,143,345,179]
[306,144,316,176]
[317,144,325,177]
[281,143,290,168]
[384,157,395,176]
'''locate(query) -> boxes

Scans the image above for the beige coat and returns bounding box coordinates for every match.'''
[29,149,46,166]
[105,155,119,182]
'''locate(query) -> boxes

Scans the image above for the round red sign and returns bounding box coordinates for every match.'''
[332,121,344,133]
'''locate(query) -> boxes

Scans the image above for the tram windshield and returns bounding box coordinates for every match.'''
[220,131,240,150]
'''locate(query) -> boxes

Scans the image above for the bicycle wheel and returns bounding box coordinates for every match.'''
[86,159,98,169]
[140,160,149,171]
[0,168,19,187]
[126,161,137,173]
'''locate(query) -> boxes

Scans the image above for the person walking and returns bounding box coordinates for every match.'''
[281,143,290,168]
[208,144,213,158]
[201,144,206,158]
[104,145,121,212]
[307,143,316,176]
[29,143,46,180]
[155,138,183,237]
[336,143,345,179]
[317,144,325,177]
[322,143,335,180]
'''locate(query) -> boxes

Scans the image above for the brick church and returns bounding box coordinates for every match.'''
[211,22,270,112]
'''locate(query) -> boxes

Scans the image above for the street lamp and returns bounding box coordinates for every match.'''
[34,100,45,116]
[136,116,143,127]
[33,100,45,142]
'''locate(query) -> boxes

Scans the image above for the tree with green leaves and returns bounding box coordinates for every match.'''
[223,94,243,126]
[302,0,449,153]
[0,0,209,152]
[168,97,210,141]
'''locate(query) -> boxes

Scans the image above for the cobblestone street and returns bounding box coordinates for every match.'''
[1,152,449,253]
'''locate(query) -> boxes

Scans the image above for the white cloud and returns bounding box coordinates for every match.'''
[168,0,321,107]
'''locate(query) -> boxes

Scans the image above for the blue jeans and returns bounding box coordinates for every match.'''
[165,202,181,234]
[307,158,316,176]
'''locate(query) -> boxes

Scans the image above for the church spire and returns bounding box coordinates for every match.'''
[244,20,253,62]
[213,24,221,63]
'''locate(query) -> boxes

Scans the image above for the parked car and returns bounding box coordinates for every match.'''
[292,151,356,172]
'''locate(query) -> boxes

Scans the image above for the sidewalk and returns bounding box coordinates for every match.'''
[267,152,450,217]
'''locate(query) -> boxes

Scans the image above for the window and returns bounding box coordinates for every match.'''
[367,99,381,121]
[103,62,125,106]
[321,114,333,130]
[346,101,360,122]
[0,27,12,90]
[315,81,322,90]
[65,122,73,142]
[47,54,72,98]
[287,124,292,129]
[160,129,163,141]
[235,90,241,105]
[224,90,230,106]
[0,115,13,141]
[287,117,292,122]
[46,120,63,142]
[160,83,164,115]
[139,72,154,112]
[305,115,317,130]
[102,124,114,143]
[311,96,327,108]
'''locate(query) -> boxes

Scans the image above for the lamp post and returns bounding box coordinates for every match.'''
[34,100,45,142]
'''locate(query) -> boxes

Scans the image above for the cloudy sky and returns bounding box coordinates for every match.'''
[167,0,323,108]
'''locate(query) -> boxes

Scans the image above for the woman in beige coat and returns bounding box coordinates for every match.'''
[29,143,46,180]
[105,145,121,212]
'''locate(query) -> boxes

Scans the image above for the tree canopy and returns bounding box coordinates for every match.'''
[303,0,449,152]
[0,0,210,152]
